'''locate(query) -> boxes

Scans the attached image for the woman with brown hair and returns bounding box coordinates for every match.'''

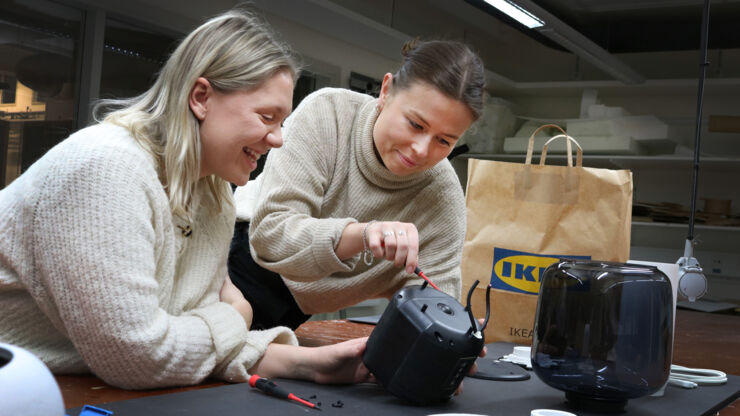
[230,39,486,330]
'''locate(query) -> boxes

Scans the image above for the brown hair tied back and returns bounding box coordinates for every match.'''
[393,39,486,120]
[400,38,421,57]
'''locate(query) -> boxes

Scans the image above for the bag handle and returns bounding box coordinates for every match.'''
[525,124,567,165]
[541,134,583,167]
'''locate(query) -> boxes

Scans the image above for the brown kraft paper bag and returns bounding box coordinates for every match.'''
[461,124,633,345]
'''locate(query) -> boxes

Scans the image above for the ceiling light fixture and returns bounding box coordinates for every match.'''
[483,0,544,29]
[479,0,645,84]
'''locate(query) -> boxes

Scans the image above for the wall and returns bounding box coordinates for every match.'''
[262,12,399,87]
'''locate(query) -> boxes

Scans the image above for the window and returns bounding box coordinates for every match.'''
[0,1,82,188]
[0,74,17,105]
[99,18,178,100]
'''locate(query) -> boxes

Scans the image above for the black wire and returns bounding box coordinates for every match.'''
[465,280,479,332]
[688,0,711,242]
[464,280,493,333]
[479,284,492,331]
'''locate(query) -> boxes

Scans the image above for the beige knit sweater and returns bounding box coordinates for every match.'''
[237,88,466,314]
[0,124,296,389]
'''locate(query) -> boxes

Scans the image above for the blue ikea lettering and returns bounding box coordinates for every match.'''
[490,248,590,295]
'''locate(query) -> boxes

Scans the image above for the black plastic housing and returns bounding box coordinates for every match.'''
[363,285,485,405]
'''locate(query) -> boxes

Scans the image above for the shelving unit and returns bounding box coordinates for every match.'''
[456,153,740,171]
[631,221,740,253]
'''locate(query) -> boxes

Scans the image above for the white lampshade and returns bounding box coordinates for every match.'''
[0,343,65,416]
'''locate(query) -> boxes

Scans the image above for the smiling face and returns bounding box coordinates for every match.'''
[191,69,294,186]
[372,74,474,176]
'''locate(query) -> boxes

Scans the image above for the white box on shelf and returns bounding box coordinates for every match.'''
[566,115,669,140]
[502,135,644,155]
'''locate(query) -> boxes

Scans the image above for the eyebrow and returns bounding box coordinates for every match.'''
[409,110,460,140]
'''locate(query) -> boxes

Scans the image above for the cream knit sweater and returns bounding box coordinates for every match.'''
[236,88,466,314]
[0,123,296,389]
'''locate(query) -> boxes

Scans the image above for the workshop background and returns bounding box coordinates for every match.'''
[1,0,738,316]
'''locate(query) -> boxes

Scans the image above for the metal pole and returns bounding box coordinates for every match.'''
[686,0,711,250]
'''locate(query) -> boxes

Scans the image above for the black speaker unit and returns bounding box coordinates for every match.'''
[363,280,491,405]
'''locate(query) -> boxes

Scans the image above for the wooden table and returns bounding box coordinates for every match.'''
[58,309,739,414]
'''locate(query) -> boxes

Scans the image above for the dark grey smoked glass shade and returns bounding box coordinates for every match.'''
[531,260,673,413]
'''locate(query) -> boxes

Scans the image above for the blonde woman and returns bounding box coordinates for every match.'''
[0,8,371,389]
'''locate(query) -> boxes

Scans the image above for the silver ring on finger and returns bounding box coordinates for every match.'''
[383,231,394,238]
[397,230,406,236]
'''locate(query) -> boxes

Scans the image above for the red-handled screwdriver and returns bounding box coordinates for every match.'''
[414,266,440,291]
[248,374,320,410]
[377,240,439,291]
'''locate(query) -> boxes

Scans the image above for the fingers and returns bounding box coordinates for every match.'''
[366,372,377,384]
[345,337,369,356]
[405,226,419,274]
[468,361,478,376]
[365,222,385,259]
[381,228,397,261]
[366,221,419,272]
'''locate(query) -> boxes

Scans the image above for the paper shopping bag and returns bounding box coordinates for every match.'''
[461,124,633,345]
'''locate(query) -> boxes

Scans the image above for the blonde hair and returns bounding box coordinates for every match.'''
[94,7,298,221]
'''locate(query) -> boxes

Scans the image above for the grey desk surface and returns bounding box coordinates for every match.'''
[68,343,740,416]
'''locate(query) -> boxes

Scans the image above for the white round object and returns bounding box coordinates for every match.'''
[0,343,65,416]
[678,269,707,302]
[531,409,577,416]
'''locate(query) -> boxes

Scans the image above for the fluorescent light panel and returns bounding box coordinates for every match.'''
[483,0,544,28]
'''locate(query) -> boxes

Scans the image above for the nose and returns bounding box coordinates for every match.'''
[410,135,431,159]
[266,126,283,149]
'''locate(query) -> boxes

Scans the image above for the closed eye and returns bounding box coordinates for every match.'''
[408,119,423,130]
[438,137,452,147]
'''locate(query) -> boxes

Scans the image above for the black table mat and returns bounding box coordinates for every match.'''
[68,343,740,416]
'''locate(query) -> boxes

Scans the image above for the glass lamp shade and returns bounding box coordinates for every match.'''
[531,260,673,413]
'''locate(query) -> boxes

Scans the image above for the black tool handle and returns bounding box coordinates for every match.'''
[255,378,290,399]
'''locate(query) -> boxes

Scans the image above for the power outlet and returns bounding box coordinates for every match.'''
[711,258,723,275]
[697,251,739,278]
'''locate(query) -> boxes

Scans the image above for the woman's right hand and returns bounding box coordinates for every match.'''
[364,221,420,274]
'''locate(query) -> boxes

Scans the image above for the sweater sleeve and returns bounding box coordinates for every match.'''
[248,91,360,282]
[29,141,294,389]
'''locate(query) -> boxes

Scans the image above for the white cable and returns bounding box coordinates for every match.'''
[668,379,698,389]
[498,346,727,390]
[669,364,727,388]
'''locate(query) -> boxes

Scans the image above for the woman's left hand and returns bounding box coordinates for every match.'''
[249,337,375,385]
[455,319,488,395]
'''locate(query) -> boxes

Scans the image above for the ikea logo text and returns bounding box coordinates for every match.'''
[490,248,589,295]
